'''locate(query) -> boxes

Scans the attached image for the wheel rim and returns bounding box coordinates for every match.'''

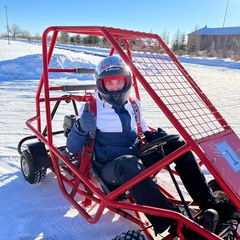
[22,158,30,177]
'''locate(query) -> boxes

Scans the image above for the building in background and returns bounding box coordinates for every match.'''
[187,26,240,52]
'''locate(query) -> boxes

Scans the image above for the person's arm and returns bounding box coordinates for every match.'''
[66,123,88,154]
[66,103,97,154]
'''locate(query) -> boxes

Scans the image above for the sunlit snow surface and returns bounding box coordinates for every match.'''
[0,39,239,240]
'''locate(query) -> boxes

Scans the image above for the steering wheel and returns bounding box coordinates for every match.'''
[138,134,180,157]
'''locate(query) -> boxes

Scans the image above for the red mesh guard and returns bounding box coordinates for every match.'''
[103,27,229,141]
[101,27,240,201]
[130,45,222,140]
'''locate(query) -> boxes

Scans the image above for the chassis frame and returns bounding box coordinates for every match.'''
[18,26,240,240]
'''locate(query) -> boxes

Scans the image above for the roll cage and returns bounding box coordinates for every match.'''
[18,26,240,240]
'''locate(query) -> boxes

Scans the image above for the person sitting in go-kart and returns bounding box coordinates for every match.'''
[67,56,237,239]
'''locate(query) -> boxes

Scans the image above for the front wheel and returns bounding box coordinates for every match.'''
[20,149,47,184]
[112,230,147,240]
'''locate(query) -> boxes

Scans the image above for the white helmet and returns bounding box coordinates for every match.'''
[95,56,132,106]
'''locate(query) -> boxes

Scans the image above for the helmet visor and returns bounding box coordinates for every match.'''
[99,76,131,93]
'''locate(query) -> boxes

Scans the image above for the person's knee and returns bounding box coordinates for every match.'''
[163,139,185,155]
[101,155,145,186]
[114,155,145,181]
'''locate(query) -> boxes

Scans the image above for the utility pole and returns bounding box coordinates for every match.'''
[4,5,10,45]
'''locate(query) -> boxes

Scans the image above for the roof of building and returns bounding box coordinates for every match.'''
[188,26,240,35]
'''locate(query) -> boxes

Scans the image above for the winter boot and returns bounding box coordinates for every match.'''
[182,209,219,240]
[208,197,237,223]
[198,209,219,233]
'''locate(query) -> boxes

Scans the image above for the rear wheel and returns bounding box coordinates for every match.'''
[20,149,47,184]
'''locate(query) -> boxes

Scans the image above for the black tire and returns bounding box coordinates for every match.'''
[112,230,147,240]
[20,149,47,184]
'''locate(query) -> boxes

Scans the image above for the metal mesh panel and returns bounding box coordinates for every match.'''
[130,38,223,140]
[105,28,226,140]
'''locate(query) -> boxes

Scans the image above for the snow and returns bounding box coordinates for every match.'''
[0,39,240,240]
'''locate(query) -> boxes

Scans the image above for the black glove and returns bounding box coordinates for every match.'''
[75,103,97,135]
[144,127,167,142]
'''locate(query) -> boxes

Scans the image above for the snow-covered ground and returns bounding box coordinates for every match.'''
[0,39,240,240]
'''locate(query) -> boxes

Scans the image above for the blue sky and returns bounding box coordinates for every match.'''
[0,0,240,40]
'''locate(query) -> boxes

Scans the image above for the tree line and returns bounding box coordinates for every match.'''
[1,24,192,53]
[2,24,239,60]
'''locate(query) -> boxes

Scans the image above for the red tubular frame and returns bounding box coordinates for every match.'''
[24,26,240,240]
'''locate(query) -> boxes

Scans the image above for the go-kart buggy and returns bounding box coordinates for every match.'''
[18,26,240,239]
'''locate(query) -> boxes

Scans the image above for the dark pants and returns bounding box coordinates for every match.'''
[164,140,214,209]
[100,140,214,234]
[101,155,176,233]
